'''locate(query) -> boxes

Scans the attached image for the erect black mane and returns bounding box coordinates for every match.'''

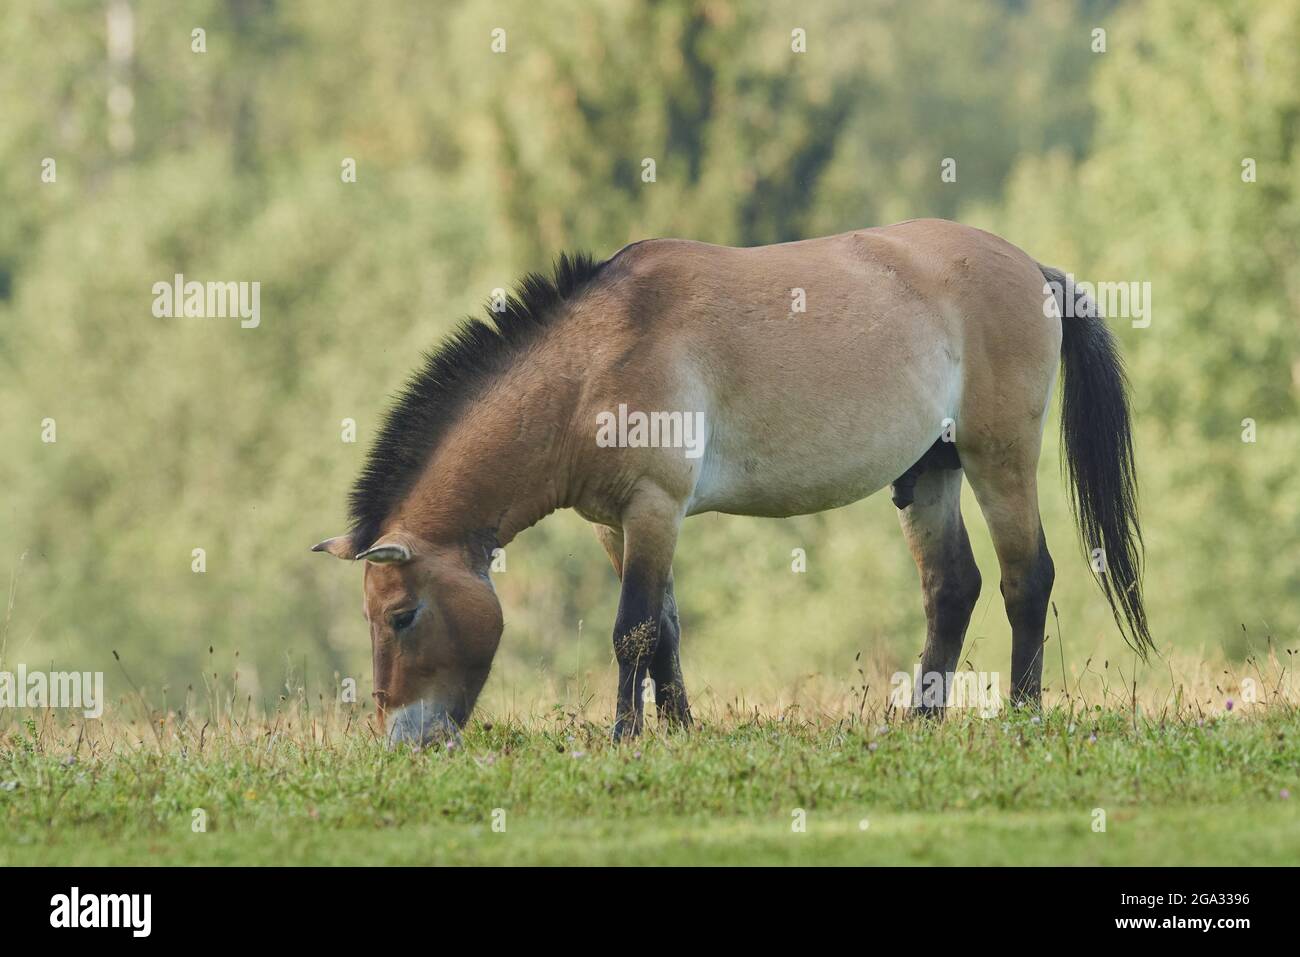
[347,251,608,551]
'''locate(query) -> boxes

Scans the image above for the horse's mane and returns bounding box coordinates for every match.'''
[348,251,607,551]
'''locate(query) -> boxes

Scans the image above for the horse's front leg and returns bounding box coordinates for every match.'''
[610,488,682,740]
[592,525,691,732]
[650,574,692,728]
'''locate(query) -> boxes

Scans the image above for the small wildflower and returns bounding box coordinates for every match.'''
[1088,734,1098,744]
[1282,789,1291,800]
[868,741,878,752]
[571,750,586,760]
[1225,699,1234,712]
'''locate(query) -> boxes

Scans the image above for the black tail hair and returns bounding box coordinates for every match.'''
[1043,265,1154,658]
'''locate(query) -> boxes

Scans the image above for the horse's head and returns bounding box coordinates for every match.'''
[312,532,503,748]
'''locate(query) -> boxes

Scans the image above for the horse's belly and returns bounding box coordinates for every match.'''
[690,455,898,518]
[687,352,958,518]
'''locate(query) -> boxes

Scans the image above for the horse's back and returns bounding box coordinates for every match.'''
[587,221,1059,518]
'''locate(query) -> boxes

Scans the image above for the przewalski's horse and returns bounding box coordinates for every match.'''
[313,218,1152,745]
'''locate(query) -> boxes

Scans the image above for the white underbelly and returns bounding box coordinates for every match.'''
[685,346,960,518]
[688,424,934,517]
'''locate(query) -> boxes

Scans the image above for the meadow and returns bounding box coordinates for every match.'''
[2,0,1297,869]
[4,654,1296,866]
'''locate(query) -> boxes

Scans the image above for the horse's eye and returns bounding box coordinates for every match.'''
[391,608,418,632]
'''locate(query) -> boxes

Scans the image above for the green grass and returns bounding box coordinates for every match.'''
[2,705,1297,865]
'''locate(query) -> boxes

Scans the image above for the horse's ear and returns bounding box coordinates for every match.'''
[311,536,357,560]
[355,541,412,565]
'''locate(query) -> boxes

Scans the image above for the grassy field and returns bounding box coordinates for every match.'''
[3,666,1298,866]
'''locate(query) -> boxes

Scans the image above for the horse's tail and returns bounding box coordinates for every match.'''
[1041,264,1154,659]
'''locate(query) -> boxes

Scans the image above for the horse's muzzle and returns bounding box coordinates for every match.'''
[386,699,462,749]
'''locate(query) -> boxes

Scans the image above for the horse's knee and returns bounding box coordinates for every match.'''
[613,618,659,668]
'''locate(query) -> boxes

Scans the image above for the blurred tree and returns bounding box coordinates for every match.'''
[6,0,1286,713]
[984,0,1300,656]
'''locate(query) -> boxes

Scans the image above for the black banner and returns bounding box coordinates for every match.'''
[0,866,1278,942]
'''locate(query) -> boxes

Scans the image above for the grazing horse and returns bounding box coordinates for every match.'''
[313,218,1151,745]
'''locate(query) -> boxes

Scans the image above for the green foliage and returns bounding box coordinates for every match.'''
[980,0,1300,659]
[0,0,1293,709]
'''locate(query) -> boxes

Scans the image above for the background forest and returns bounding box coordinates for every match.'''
[1,0,1296,716]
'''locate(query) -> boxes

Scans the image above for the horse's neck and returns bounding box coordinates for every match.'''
[403,363,580,549]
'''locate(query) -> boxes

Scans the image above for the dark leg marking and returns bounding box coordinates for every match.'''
[898,469,981,718]
[1003,529,1055,706]
[612,564,666,740]
[913,525,982,717]
[593,522,691,734]
[649,579,691,728]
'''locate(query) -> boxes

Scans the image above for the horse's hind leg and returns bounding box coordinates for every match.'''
[897,469,982,715]
[592,521,691,730]
[961,448,1055,707]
